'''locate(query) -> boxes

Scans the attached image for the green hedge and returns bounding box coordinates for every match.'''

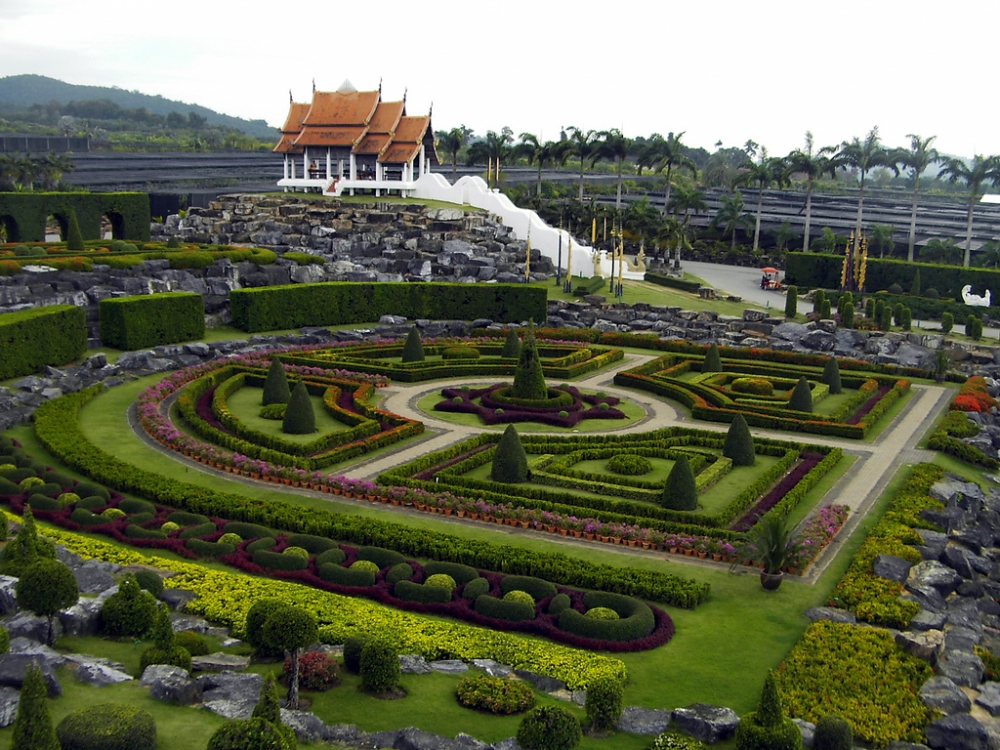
[423,561,480,585]
[318,563,376,587]
[187,539,236,557]
[99,292,205,349]
[643,272,702,294]
[474,595,536,621]
[499,575,558,601]
[252,549,308,571]
[786,252,1000,309]
[558,591,656,642]
[230,282,546,332]
[394,580,453,604]
[0,192,150,242]
[286,533,337,553]
[573,276,607,296]
[0,305,87,379]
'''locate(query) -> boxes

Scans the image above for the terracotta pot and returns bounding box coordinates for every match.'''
[697,551,708,559]
[366,494,376,501]
[585,533,596,540]
[444,508,453,516]
[469,513,480,520]
[390,499,401,506]
[558,528,569,537]
[760,572,783,591]
[627,540,637,547]
[669,547,679,554]
[684,548,695,556]
[456,510,466,518]
[570,530,582,538]
[519,520,530,529]
[250,473,261,480]
[712,553,724,562]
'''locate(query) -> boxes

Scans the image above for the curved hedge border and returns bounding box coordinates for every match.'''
[33,388,710,608]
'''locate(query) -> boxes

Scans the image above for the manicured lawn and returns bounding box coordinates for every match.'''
[532,278,761,317]
[223,384,352,442]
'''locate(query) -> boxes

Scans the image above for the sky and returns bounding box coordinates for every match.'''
[1,0,997,160]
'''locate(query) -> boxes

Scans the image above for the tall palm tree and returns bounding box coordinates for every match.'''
[635,134,664,175]
[11,155,36,191]
[899,134,940,262]
[594,129,633,209]
[710,191,755,249]
[654,132,697,214]
[868,223,895,258]
[733,147,790,250]
[836,127,899,238]
[938,154,1000,266]
[567,127,599,201]
[516,134,571,198]
[666,183,708,228]
[786,132,837,252]
[624,198,662,246]
[438,126,469,182]
[975,240,1000,269]
[37,152,74,191]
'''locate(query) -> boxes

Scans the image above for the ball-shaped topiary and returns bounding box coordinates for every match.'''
[11,663,59,750]
[733,671,802,750]
[788,376,813,413]
[133,569,164,598]
[282,546,309,560]
[56,704,156,750]
[821,356,842,394]
[101,507,126,519]
[661,455,697,511]
[723,414,756,467]
[585,607,619,620]
[351,559,380,574]
[502,327,522,359]
[490,424,528,483]
[360,637,401,694]
[262,358,290,406]
[218,532,243,546]
[424,573,457,591]
[503,590,535,607]
[701,343,722,373]
[585,677,624,731]
[57,492,80,507]
[160,521,180,533]
[166,235,181,249]
[17,558,79,646]
[813,715,853,750]
[517,706,582,750]
[19,476,44,490]
[101,574,158,639]
[607,453,652,476]
[282,380,316,435]
[401,326,425,363]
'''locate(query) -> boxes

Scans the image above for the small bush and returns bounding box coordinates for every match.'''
[252,549,307,570]
[585,607,619,621]
[244,599,288,655]
[101,507,126,519]
[260,404,285,420]
[178,521,218,539]
[133,570,164,598]
[314,546,346,565]
[284,650,340,691]
[457,674,536,715]
[123,524,167,539]
[941,311,954,334]
[423,561,479,585]
[101,575,159,638]
[813,715,853,750]
[394,580,452,603]
[262,358,290,406]
[548,594,571,615]
[607,453,653,476]
[351,559,380,574]
[651,733,707,750]
[517,706,582,750]
[503,590,535,607]
[360,638,401,694]
[119,497,154,513]
[474,595,535,622]
[206,718,289,750]
[218,532,242,545]
[56,704,156,750]
[723,414,756,467]
[282,546,309,560]
[27,494,62,511]
[166,510,209,526]
[343,636,367,674]
[442,347,480,360]
[461,577,490,600]
[386,562,415,585]
[78,496,108,511]
[424,573,457,591]
[731,377,773,396]
[357,546,405,568]
[175,630,211,657]
[187,539,236,557]
[585,677,624,731]
[56,492,80,507]
[317,563,375,587]
[491,424,528,483]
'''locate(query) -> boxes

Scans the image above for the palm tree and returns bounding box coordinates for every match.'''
[10,155,36,191]
[836,127,899,238]
[920,237,963,265]
[711,191,755,249]
[666,183,708,228]
[733,147,789,250]
[770,220,798,252]
[438,126,469,182]
[654,132,697,214]
[37,152,74,190]
[868,223,895,258]
[975,240,1000,269]
[899,134,940,262]
[516,134,570,198]
[635,134,664,175]
[938,155,1000,266]
[567,127,599,201]
[624,198,663,247]
[655,216,690,259]
[594,129,633,209]
[786,132,838,252]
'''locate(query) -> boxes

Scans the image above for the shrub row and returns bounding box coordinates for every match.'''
[0,305,87,380]
[98,292,204,349]
[34,389,710,608]
[230,282,547,332]
[643,272,702,293]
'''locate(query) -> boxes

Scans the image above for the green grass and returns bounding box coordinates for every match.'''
[224,385,352,442]
[532,278,763,317]
[415,389,648,432]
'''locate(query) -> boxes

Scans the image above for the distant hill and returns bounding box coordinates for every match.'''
[0,74,276,139]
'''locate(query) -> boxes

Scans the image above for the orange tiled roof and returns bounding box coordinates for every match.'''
[354,133,393,155]
[293,126,367,148]
[273,132,301,154]
[367,100,405,134]
[392,115,429,143]
[380,142,422,164]
[280,102,311,134]
[302,90,379,126]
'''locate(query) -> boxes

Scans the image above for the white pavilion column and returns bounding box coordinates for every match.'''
[290,158,295,179]
[283,156,288,180]
[419,145,425,176]
[303,150,308,184]
[326,150,331,180]
[350,154,356,180]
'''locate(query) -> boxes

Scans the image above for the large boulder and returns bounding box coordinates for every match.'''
[976,681,1000,716]
[616,707,672,735]
[804,607,857,624]
[0,686,18,728]
[908,561,963,596]
[896,629,944,662]
[936,649,985,688]
[140,664,201,704]
[7,637,66,668]
[513,669,565,693]
[920,676,972,714]
[925,713,990,750]
[801,329,836,351]
[58,597,105,637]
[910,609,948,633]
[430,659,468,675]
[0,576,18,615]
[874,554,913,583]
[279,709,331,742]
[72,560,118,594]
[670,703,739,743]
[2,611,63,643]
[190,653,251,672]
[73,657,133,687]
[399,655,433,674]
[197,669,262,719]
[469,659,510,678]
[0,654,62,696]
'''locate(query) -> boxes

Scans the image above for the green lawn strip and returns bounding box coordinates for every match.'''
[415,389,647,432]
[931,452,994,488]
[223,384,352,442]
[531,279,763,317]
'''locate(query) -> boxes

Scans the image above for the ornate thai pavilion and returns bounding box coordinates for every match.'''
[274,80,438,196]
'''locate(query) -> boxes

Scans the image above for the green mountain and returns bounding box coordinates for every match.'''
[0,74,276,139]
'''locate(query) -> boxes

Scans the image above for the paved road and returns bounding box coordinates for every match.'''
[682,260,813,313]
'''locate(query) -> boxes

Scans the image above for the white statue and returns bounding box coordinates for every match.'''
[961,285,992,307]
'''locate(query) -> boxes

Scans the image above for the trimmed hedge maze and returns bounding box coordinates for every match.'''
[615,350,910,439]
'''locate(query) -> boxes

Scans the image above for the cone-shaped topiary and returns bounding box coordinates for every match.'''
[788,376,813,413]
[511,327,547,400]
[491,424,529,483]
[101,574,158,638]
[66,211,85,252]
[262,359,290,406]
[910,268,921,296]
[11,663,60,750]
[584,677,624,731]
[813,715,853,750]
[813,289,826,310]
[517,706,582,750]
[207,718,289,750]
[734,671,802,750]
[16,559,78,646]
[784,286,797,318]
[840,301,854,329]
[401,326,425,362]
[661,455,697,510]
[0,508,56,577]
[166,235,181,249]
[252,674,296,750]
[140,604,191,672]
[701,343,722,373]
[282,381,316,435]
[821,357,842,394]
[502,327,522,358]
[723,414,756,467]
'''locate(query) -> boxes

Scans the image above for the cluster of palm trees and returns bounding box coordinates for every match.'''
[438,125,1000,267]
[0,152,75,191]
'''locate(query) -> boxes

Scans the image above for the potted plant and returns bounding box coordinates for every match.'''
[736,512,801,591]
